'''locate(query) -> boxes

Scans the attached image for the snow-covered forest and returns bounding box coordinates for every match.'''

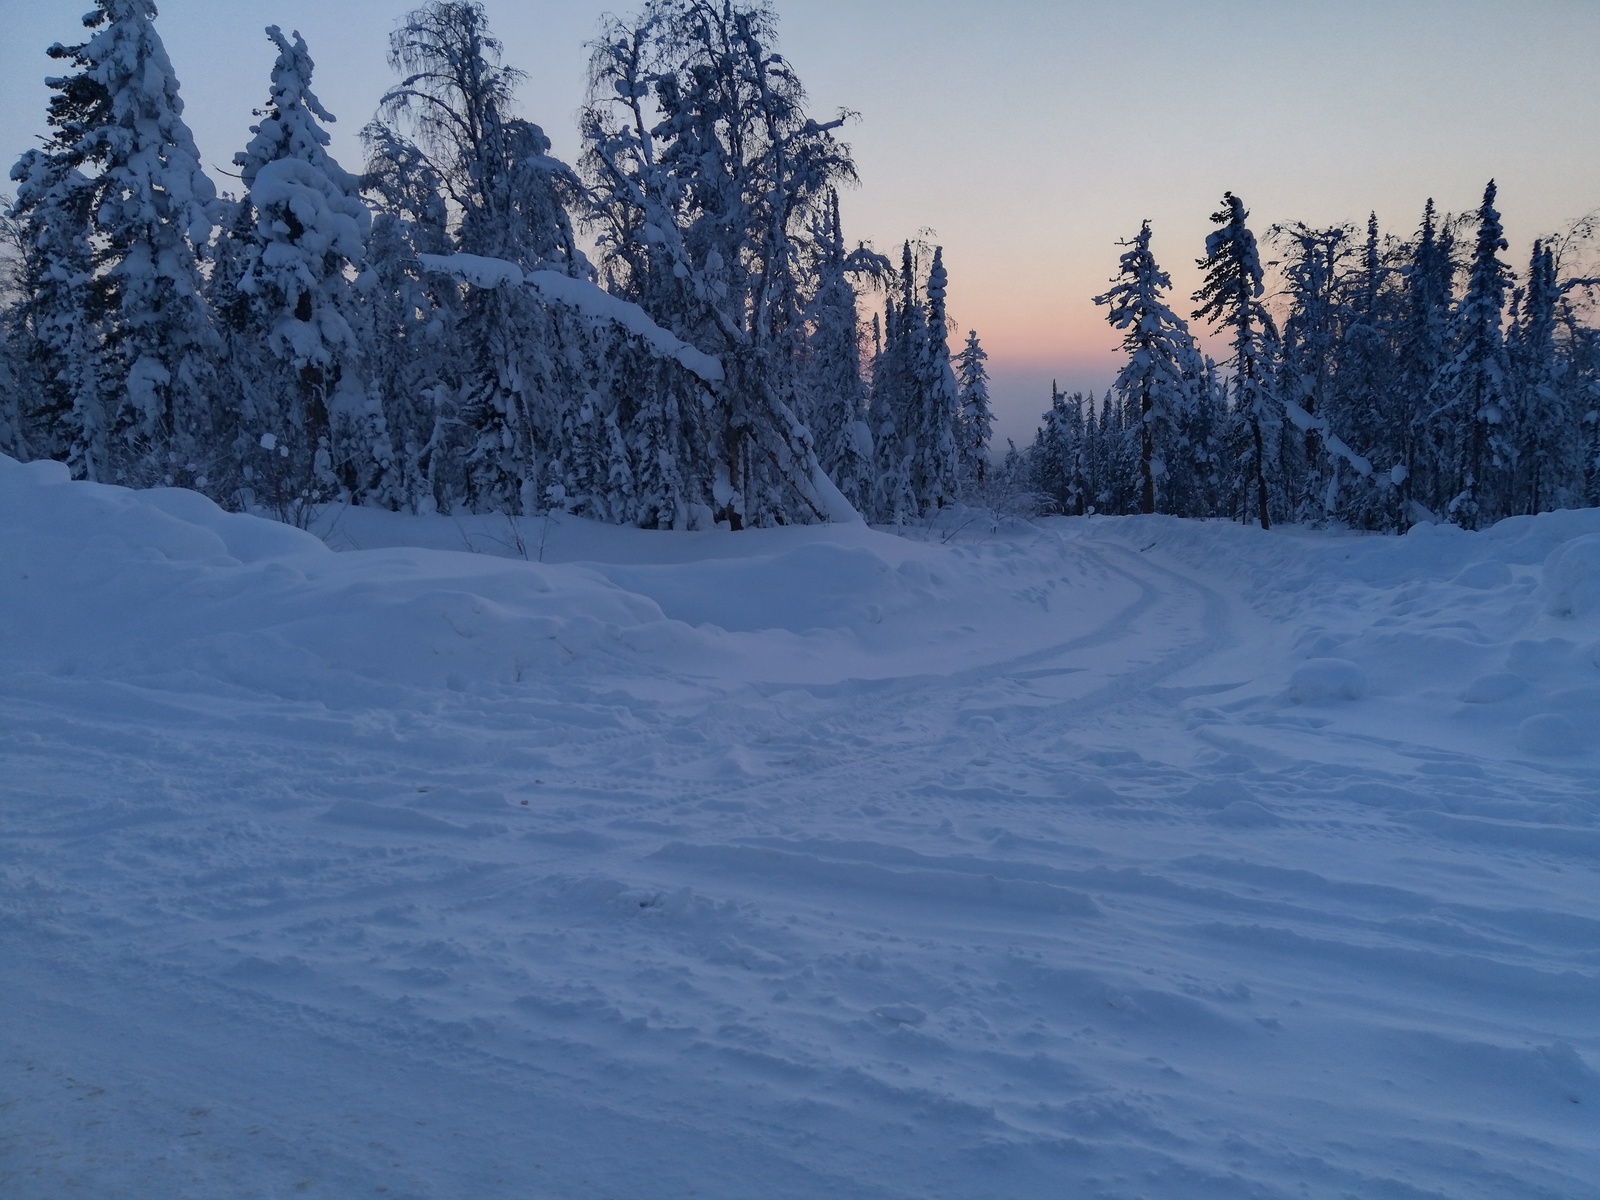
[5,0,1596,535]
[0,0,981,531]
[1016,194,1600,532]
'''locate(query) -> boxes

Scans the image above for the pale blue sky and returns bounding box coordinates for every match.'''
[4,0,1598,444]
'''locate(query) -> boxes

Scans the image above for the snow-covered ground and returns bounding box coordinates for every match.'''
[4,452,1598,1199]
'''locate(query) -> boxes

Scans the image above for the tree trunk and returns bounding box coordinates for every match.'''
[1253,419,1271,531]
[1140,395,1155,516]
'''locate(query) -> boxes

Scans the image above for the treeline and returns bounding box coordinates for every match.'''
[0,0,992,529]
[6,3,1596,537]
[1013,190,1600,530]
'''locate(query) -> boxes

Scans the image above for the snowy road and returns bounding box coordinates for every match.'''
[4,457,1599,1198]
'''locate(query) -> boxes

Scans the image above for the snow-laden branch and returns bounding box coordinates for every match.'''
[418,252,726,385]
[1284,399,1373,477]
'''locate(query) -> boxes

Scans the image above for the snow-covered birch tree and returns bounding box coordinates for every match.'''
[581,0,860,528]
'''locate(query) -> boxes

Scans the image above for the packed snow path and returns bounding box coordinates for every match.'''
[3,456,1598,1199]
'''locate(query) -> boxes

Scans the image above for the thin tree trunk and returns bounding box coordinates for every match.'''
[1253,419,1271,530]
[1140,394,1155,516]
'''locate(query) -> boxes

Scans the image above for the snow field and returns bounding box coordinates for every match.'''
[3,454,1599,1199]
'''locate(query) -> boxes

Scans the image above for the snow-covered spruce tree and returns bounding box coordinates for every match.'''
[868,284,907,522]
[1431,181,1515,529]
[1080,386,1106,513]
[5,154,106,474]
[17,0,223,491]
[1275,219,1383,522]
[232,26,391,514]
[1272,222,1351,520]
[868,246,929,523]
[992,436,1030,507]
[1576,320,1600,508]
[1029,383,1088,515]
[863,242,963,521]
[1193,192,1281,529]
[1172,355,1227,518]
[0,236,26,457]
[1394,199,1458,519]
[913,245,962,512]
[581,0,860,528]
[0,335,18,461]
[1105,389,1141,514]
[206,192,271,499]
[1555,277,1600,507]
[955,329,993,490]
[1093,220,1199,515]
[1508,239,1564,513]
[800,191,877,513]
[379,0,587,515]
[1329,213,1404,529]
[1027,387,1066,514]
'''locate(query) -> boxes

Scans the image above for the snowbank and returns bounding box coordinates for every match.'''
[1084,506,1600,766]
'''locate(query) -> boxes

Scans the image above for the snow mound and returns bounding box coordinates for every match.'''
[1544,534,1600,619]
[1460,672,1526,704]
[0,455,671,699]
[1206,799,1282,828]
[597,542,898,634]
[1288,658,1368,704]
[1517,713,1587,757]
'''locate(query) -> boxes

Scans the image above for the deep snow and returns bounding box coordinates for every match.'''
[3,453,1598,1199]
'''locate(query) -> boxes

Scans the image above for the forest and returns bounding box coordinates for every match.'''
[3,0,1597,533]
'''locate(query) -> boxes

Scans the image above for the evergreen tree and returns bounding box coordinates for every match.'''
[1193,192,1280,529]
[1176,356,1227,518]
[1433,180,1515,529]
[955,329,992,489]
[1039,385,1089,515]
[1509,239,1563,512]
[1331,213,1404,529]
[1556,285,1600,507]
[19,0,222,490]
[1093,220,1198,514]
[0,315,23,460]
[801,191,875,511]
[232,26,390,510]
[1273,222,1351,519]
[6,153,105,475]
[869,254,921,523]
[912,245,961,511]
[1397,199,1458,519]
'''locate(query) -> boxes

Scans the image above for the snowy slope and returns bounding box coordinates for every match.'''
[3,453,1598,1200]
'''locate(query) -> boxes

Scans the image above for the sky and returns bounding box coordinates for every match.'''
[3,0,1599,446]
